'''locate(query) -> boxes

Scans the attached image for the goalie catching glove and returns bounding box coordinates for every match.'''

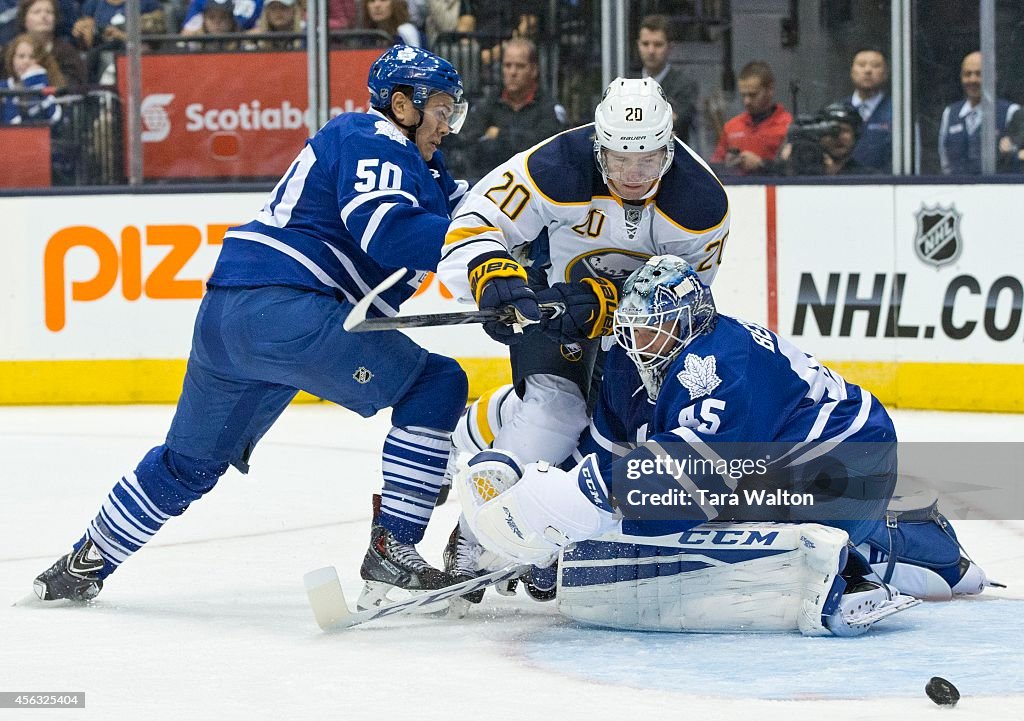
[535,278,618,343]
[456,451,620,566]
[468,254,541,344]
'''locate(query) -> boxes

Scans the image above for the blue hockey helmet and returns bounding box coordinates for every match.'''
[367,44,468,133]
[614,256,717,397]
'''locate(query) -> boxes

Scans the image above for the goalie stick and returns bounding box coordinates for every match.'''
[342,267,564,333]
[303,563,529,632]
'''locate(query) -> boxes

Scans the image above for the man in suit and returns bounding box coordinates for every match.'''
[636,14,699,147]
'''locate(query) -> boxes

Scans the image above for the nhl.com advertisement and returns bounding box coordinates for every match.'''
[777,185,1024,363]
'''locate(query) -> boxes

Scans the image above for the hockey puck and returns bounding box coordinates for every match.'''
[925,677,960,706]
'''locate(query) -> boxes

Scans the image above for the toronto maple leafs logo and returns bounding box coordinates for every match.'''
[396,47,419,62]
[676,353,721,400]
[375,119,408,145]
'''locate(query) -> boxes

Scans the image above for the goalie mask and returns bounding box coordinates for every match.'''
[614,256,717,399]
[593,78,675,200]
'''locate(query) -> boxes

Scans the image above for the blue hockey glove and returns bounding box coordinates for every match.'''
[534,278,618,343]
[469,255,541,344]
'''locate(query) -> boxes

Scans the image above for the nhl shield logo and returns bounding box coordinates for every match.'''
[352,367,373,384]
[914,204,962,267]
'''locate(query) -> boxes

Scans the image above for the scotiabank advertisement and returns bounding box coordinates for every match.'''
[116,50,380,179]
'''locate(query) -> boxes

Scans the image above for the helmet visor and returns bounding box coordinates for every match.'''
[598,147,670,185]
[423,97,469,134]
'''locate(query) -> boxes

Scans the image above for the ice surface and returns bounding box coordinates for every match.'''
[1,405,1022,720]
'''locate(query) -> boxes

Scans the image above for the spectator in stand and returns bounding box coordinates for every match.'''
[711,60,790,175]
[938,50,1020,175]
[182,0,262,33]
[328,0,355,30]
[181,0,243,51]
[456,36,563,177]
[834,47,891,173]
[999,104,1024,172]
[2,0,22,46]
[424,0,474,46]
[361,0,423,48]
[777,102,876,176]
[18,0,85,88]
[636,14,698,146]
[73,0,164,50]
[1,32,63,124]
[246,0,302,49]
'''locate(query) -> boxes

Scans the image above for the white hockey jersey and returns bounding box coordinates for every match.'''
[437,124,730,297]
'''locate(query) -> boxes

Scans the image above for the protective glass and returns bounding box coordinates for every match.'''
[599,148,671,185]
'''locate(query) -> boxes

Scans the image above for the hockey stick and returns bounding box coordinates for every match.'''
[342,267,564,333]
[303,563,529,632]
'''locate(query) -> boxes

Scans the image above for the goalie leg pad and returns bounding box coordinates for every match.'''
[556,523,851,635]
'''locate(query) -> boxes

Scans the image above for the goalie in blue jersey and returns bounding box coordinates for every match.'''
[453,256,993,633]
[34,45,472,608]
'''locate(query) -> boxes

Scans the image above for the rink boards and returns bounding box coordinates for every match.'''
[1,184,1021,411]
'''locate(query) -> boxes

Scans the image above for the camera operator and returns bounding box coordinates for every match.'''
[772,102,878,176]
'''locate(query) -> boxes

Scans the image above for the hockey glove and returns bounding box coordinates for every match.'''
[535,278,618,343]
[469,255,541,344]
[459,453,619,566]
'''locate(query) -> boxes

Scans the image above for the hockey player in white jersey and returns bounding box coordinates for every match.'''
[436,77,729,596]
[34,45,472,607]
[453,256,985,634]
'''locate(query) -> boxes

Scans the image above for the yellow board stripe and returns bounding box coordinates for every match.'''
[825,361,1024,413]
[0,358,512,406]
[444,225,500,246]
[0,358,1020,412]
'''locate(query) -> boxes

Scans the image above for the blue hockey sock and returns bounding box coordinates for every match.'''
[83,446,227,578]
[378,426,452,544]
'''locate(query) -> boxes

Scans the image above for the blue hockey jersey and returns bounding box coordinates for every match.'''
[210,109,467,317]
[575,315,896,541]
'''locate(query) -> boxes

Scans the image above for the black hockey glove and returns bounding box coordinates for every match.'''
[534,278,618,344]
[469,255,541,345]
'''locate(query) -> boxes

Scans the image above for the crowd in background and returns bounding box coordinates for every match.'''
[1,0,1023,184]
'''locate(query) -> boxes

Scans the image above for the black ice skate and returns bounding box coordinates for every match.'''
[443,524,486,607]
[358,525,452,610]
[33,539,105,602]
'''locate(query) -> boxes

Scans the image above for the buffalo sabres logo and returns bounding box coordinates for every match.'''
[560,343,584,362]
[352,367,373,384]
[566,249,648,284]
[914,204,962,267]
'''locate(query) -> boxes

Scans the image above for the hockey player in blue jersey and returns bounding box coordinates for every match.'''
[453,256,991,632]
[34,45,473,607]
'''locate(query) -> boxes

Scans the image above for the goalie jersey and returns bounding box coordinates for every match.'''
[436,124,730,296]
[574,316,897,542]
[209,109,466,317]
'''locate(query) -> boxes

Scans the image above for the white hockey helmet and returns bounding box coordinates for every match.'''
[593,77,675,192]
